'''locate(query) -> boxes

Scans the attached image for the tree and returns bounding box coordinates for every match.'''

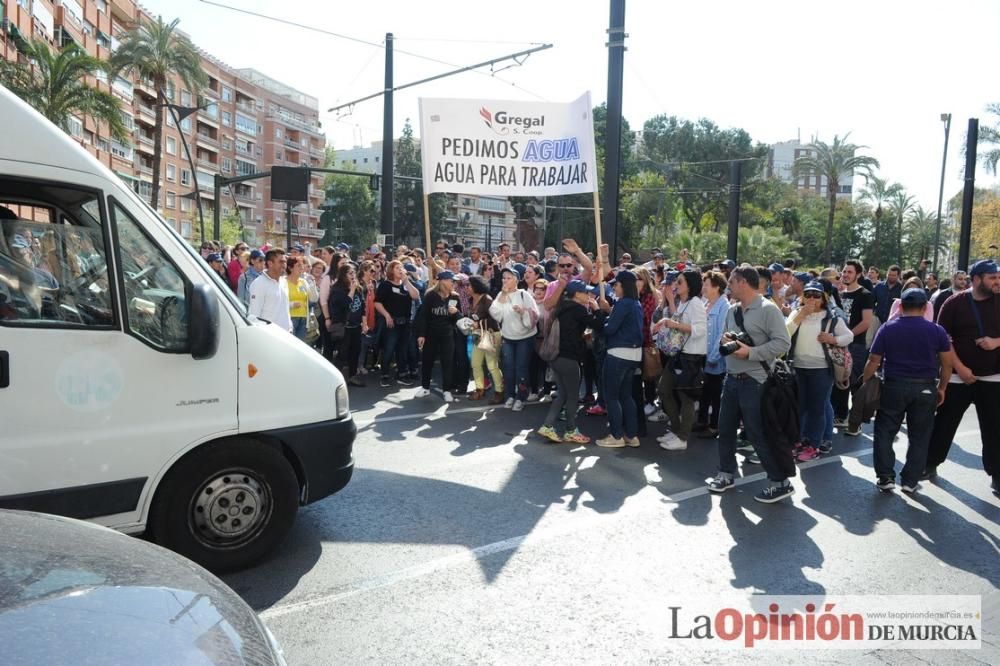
[640,115,767,232]
[321,173,377,250]
[858,176,902,269]
[977,103,1000,175]
[887,189,916,267]
[110,16,206,211]
[968,193,1000,261]
[904,205,945,270]
[793,134,879,266]
[392,119,448,249]
[0,39,129,144]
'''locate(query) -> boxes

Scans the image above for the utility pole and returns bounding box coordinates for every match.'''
[726,161,742,263]
[957,118,978,271]
[380,33,394,245]
[933,113,951,273]
[602,0,626,255]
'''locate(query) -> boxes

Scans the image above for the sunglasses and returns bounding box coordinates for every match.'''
[803,292,823,299]
[558,263,574,268]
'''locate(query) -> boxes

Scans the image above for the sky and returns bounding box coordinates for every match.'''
[143,0,1000,210]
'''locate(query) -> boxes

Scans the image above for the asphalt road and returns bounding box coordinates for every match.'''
[225,382,999,665]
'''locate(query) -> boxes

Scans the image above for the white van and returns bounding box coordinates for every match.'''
[0,87,355,571]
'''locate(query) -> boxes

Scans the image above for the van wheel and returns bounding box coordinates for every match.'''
[148,439,299,572]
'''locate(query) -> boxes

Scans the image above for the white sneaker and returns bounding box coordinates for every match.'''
[415,388,431,398]
[443,391,454,403]
[504,397,515,409]
[512,400,524,412]
[539,393,554,403]
[647,410,668,423]
[658,432,687,451]
[644,403,656,416]
[526,393,540,402]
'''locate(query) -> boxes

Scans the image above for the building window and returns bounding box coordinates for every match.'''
[166,164,176,181]
[67,116,84,138]
[181,118,191,133]
[222,111,232,127]
[222,138,232,150]
[181,90,191,106]
[275,128,282,139]
[276,151,283,161]
[181,169,191,186]
[221,157,232,173]
[180,198,191,212]
[97,138,109,152]
[165,191,176,209]
[235,113,256,136]
[363,158,368,163]
[95,0,107,13]
[166,82,175,101]
[222,87,232,102]
[166,137,176,155]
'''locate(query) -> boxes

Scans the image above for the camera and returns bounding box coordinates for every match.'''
[719,331,754,356]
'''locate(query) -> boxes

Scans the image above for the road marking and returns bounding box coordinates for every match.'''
[260,428,984,620]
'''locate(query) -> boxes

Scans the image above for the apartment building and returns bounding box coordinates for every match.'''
[766,138,854,200]
[0,0,326,246]
[334,142,519,251]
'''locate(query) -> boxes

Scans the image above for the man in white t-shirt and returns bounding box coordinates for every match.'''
[248,248,292,333]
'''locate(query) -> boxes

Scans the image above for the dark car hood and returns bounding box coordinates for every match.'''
[0,511,279,665]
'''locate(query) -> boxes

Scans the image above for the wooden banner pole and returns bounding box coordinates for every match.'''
[592,189,608,292]
[423,193,432,260]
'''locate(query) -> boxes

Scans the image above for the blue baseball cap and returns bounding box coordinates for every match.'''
[10,234,29,249]
[969,259,999,278]
[565,280,589,295]
[793,271,811,283]
[336,242,351,252]
[436,270,455,281]
[249,249,265,260]
[206,253,223,263]
[293,243,305,252]
[768,262,786,273]
[901,287,928,305]
[610,270,637,284]
[403,263,418,273]
[803,280,825,295]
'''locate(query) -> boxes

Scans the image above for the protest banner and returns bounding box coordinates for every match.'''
[418,93,602,260]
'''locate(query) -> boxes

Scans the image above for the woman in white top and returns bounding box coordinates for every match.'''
[489,267,539,411]
[652,269,707,449]
[786,281,853,460]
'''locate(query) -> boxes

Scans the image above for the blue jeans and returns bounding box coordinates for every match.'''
[602,353,639,439]
[873,378,938,485]
[381,321,412,378]
[796,367,834,446]
[501,336,534,400]
[291,317,307,341]
[823,400,834,442]
[718,374,788,481]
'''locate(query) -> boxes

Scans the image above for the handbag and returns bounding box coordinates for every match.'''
[654,302,690,356]
[477,322,497,352]
[818,316,853,390]
[327,320,346,342]
[673,353,705,393]
[306,309,320,344]
[641,345,662,380]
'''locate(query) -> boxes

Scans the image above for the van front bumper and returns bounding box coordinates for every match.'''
[261,416,356,504]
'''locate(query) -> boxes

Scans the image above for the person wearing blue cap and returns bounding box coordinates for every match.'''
[785,281,853,461]
[861,287,952,493]
[415,270,459,402]
[237,249,266,306]
[927,259,1000,495]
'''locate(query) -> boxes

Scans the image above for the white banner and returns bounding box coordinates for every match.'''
[419,93,598,197]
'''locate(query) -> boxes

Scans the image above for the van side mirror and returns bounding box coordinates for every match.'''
[189,283,220,360]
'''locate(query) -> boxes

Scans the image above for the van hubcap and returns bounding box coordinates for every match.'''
[192,471,269,547]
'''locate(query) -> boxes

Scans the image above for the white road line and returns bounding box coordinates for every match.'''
[259,428,984,620]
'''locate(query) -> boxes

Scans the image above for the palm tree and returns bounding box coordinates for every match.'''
[0,39,129,143]
[858,176,902,269]
[110,16,206,211]
[977,103,1000,175]
[793,134,879,266]
[887,189,916,268]
[904,205,945,271]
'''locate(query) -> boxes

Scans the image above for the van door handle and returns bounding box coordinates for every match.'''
[0,351,8,388]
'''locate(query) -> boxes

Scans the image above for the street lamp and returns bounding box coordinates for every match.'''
[933,113,952,273]
[160,102,216,242]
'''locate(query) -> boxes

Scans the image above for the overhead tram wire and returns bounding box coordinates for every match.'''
[199,0,548,101]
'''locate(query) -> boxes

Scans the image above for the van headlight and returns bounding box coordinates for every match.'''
[335,382,350,419]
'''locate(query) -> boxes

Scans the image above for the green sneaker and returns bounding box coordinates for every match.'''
[563,428,591,444]
[537,425,563,443]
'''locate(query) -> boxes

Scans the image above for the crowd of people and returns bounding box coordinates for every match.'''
[202,235,1000,505]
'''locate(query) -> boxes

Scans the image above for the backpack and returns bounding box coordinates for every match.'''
[790,314,853,390]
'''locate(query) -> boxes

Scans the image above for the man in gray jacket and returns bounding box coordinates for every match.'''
[707,264,793,503]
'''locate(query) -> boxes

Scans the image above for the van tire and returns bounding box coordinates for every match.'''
[148,438,299,573]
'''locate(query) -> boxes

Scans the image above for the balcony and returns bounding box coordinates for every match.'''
[266,112,321,135]
[138,163,154,175]
[137,102,155,118]
[110,0,136,22]
[196,133,219,149]
[298,227,325,239]
[236,101,257,115]
[197,158,219,172]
